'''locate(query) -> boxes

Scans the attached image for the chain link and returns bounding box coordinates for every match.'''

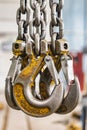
[29,0,47,41]
[16,0,64,54]
[30,18,46,40]
[16,0,64,53]
[30,0,46,11]
[29,0,47,55]
[50,0,64,54]
[34,3,40,26]
[16,0,30,40]
[16,0,64,55]
[20,0,27,14]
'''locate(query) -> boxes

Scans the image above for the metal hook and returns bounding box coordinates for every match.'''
[13,55,64,117]
[56,54,81,114]
[39,55,81,114]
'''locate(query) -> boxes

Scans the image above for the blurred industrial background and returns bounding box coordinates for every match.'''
[0,0,87,130]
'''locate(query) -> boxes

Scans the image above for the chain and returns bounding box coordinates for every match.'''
[5,0,80,117]
[29,0,47,55]
[16,0,30,41]
[50,0,64,54]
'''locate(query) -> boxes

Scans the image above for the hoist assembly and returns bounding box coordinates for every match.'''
[5,0,81,117]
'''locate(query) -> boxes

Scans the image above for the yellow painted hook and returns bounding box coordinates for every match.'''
[13,55,64,117]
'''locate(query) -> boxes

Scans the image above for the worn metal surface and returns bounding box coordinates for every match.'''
[0,92,29,130]
[0,92,72,130]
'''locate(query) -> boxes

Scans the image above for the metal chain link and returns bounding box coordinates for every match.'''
[20,0,27,14]
[16,0,30,41]
[50,0,64,54]
[29,0,47,55]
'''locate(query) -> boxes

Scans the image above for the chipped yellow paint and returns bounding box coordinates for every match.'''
[19,56,45,81]
[13,84,50,117]
[13,55,51,116]
[13,53,62,116]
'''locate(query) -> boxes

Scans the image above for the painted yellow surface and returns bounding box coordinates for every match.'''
[14,84,49,117]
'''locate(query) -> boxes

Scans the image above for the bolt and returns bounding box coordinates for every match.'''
[64,43,68,49]
[45,56,51,62]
